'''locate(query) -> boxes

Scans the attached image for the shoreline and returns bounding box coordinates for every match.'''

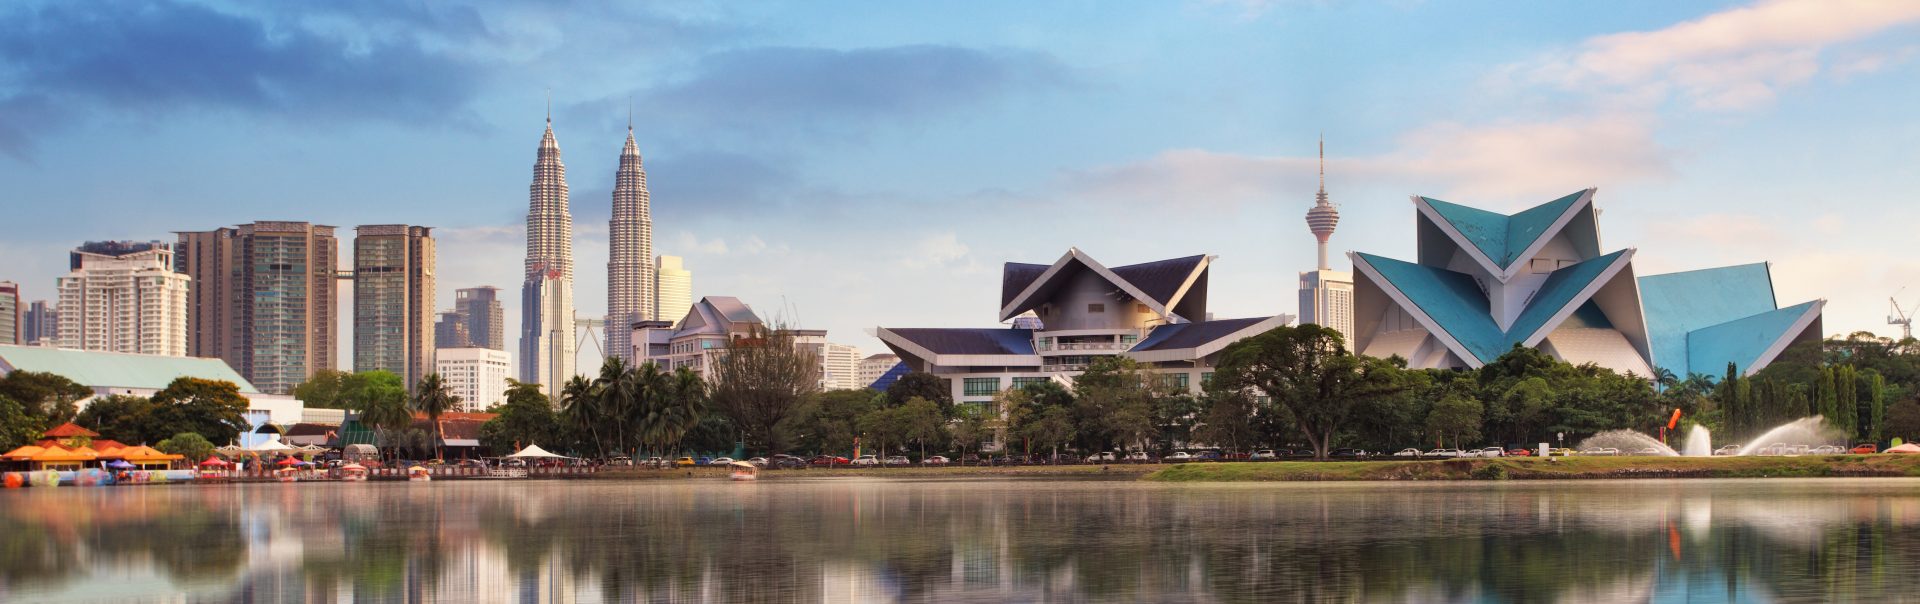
[1144,455,1920,482]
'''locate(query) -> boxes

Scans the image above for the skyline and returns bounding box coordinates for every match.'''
[3,1,1919,371]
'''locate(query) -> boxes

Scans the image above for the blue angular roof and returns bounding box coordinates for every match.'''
[1131,317,1271,352]
[1422,190,1585,270]
[1355,250,1627,364]
[1638,263,1777,377]
[1685,301,1821,379]
[867,361,909,391]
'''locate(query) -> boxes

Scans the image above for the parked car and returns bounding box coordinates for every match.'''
[921,455,950,466]
[674,456,696,467]
[1477,447,1504,458]
[707,457,735,466]
[746,457,769,468]
[1125,451,1151,463]
[1549,448,1577,457]
[1506,448,1533,457]
[1578,448,1620,456]
[1810,445,1845,454]
[1195,451,1223,462]
[1852,443,1879,454]
[810,455,850,467]
[1713,445,1742,456]
[694,456,714,466]
[1331,448,1368,459]
[1252,449,1279,460]
[1630,447,1665,456]
[1046,453,1080,464]
[773,455,809,469]
[1392,448,1423,458]
[1088,451,1118,462]
[883,455,911,467]
[1222,451,1251,460]
[1166,452,1194,461]
[1426,448,1461,458]
[851,455,880,467]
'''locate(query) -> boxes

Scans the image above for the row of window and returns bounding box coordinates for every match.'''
[959,372,1214,397]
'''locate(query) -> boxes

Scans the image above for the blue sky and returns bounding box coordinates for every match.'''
[4,0,1918,367]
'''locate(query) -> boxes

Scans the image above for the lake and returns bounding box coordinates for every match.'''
[3,477,1918,602]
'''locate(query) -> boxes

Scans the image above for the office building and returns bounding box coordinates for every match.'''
[24,300,56,345]
[176,222,339,395]
[858,353,901,389]
[435,346,512,413]
[435,311,471,348]
[1298,139,1355,346]
[455,286,505,350]
[353,225,435,385]
[0,282,17,345]
[821,343,862,391]
[655,255,691,328]
[518,116,577,395]
[606,122,656,365]
[55,241,191,356]
[1349,188,1825,377]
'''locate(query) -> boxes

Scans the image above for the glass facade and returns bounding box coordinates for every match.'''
[963,377,1000,397]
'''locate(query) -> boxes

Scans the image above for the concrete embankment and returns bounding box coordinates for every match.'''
[1144,455,1920,482]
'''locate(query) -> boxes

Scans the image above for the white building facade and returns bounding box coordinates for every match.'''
[436,346,512,413]
[821,343,861,391]
[857,353,899,389]
[1298,269,1355,346]
[56,241,191,356]
[518,118,577,395]
[654,255,691,328]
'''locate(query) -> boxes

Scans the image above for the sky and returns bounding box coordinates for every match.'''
[3,0,1919,372]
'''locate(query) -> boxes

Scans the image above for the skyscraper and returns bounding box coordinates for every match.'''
[654,255,691,327]
[1298,138,1355,346]
[24,300,57,345]
[55,241,191,356]
[607,122,655,364]
[353,225,435,385]
[0,281,19,345]
[176,222,339,394]
[455,286,505,350]
[435,311,471,348]
[519,115,576,395]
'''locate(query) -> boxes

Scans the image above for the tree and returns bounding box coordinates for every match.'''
[783,389,879,455]
[1007,380,1076,458]
[0,394,45,451]
[1071,356,1164,453]
[411,373,461,460]
[145,378,250,445]
[1016,406,1076,461]
[76,394,156,444]
[0,370,91,424]
[885,371,953,412]
[708,325,820,453]
[1213,325,1408,459]
[1868,371,1888,442]
[858,397,944,459]
[156,432,215,461]
[354,371,414,456]
[292,369,355,409]
[479,380,560,454]
[1193,388,1260,454]
[1887,398,1920,443]
[948,402,993,458]
[558,374,600,456]
[1426,394,1484,450]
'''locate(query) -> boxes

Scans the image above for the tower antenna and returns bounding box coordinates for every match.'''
[546,89,552,124]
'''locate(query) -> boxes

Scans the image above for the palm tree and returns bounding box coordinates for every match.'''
[411,373,461,460]
[358,384,414,460]
[666,366,708,454]
[559,375,599,457]
[592,357,637,457]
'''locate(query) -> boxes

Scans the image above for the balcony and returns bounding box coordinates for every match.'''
[1051,341,1134,351]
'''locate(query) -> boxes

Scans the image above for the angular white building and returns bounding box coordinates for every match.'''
[436,346,512,413]
[1349,189,1825,378]
[56,241,190,356]
[518,116,577,396]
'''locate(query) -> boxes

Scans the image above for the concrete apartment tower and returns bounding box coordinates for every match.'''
[176,222,339,394]
[519,114,576,395]
[606,120,655,365]
[1298,138,1355,346]
[0,281,18,345]
[55,241,191,356]
[24,300,57,345]
[456,286,505,350]
[353,225,435,386]
[654,255,691,328]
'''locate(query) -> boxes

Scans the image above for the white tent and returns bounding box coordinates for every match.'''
[506,444,568,459]
[247,439,295,453]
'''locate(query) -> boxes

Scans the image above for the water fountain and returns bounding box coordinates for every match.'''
[1576,430,1679,456]
[1734,417,1845,456]
[1569,416,1845,458]
[1682,424,1713,457]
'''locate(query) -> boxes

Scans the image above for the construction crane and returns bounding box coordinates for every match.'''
[1891,290,1915,340]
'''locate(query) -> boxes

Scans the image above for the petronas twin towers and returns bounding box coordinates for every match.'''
[518,114,654,395]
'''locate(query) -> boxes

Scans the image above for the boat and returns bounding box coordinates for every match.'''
[339,463,368,482]
[274,467,299,483]
[728,461,759,481]
[484,466,528,479]
[408,466,432,482]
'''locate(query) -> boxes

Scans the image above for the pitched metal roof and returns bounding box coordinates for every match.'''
[1000,263,1050,309]
[1110,255,1208,308]
[0,345,258,393]
[998,249,1209,322]
[1353,250,1631,365]
[1130,317,1271,352]
[1686,301,1822,378]
[1637,263,1777,376]
[1420,189,1588,271]
[885,328,1035,356]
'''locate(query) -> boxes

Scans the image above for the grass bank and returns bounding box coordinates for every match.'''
[1145,455,1920,482]
[592,463,1164,481]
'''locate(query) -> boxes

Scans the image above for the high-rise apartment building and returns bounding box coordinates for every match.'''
[54,241,191,356]
[519,116,576,395]
[655,255,691,328]
[435,311,471,348]
[24,300,57,345]
[821,343,862,391]
[0,282,19,345]
[353,225,435,385]
[1299,139,1355,346]
[455,286,505,350]
[435,346,512,413]
[606,123,656,365]
[176,222,339,394]
[858,353,900,389]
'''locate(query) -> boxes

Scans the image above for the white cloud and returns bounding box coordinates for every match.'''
[670,231,729,255]
[1523,0,1920,110]
[898,232,984,274]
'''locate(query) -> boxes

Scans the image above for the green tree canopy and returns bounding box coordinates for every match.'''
[1214,324,1408,459]
[156,432,215,461]
[479,380,560,454]
[292,369,355,410]
[145,378,250,445]
[781,389,880,455]
[76,394,156,444]
[0,394,46,451]
[0,370,91,424]
[885,371,953,412]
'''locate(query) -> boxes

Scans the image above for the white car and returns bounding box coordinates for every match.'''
[1426,448,1461,458]
[1089,452,1118,462]
[707,457,736,466]
[921,455,950,466]
[1713,445,1742,456]
[1125,451,1150,462]
[1809,445,1844,454]
[1579,448,1620,456]
[1251,450,1278,460]
[1166,452,1193,461]
[746,457,769,468]
[1392,448,1423,458]
[851,455,881,467]
[1476,447,1504,458]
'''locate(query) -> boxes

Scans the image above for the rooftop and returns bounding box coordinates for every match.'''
[0,345,258,393]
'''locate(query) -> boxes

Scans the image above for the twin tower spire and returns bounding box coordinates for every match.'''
[519,110,655,394]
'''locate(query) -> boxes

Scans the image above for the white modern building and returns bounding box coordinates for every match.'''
[56,241,191,356]
[436,346,512,413]
[518,116,577,395]
[0,281,17,346]
[821,343,862,391]
[876,248,1290,409]
[857,353,900,389]
[633,296,838,384]
[654,255,691,328]
[1298,139,1356,347]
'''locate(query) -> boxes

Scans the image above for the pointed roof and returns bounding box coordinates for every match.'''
[1416,189,1593,277]
[997,249,1210,322]
[42,422,98,438]
[1638,263,1778,376]
[1686,301,1825,379]
[1352,249,1635,365]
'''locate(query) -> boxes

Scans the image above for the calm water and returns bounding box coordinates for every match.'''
[3,477,1919,603]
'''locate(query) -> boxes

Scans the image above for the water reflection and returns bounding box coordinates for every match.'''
[4,478,1919,602]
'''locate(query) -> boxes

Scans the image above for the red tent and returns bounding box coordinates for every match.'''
[199,456,232,467]
[276,457,298,466]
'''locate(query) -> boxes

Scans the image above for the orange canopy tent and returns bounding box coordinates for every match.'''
[108,446,185,468]
[198,456,232,467]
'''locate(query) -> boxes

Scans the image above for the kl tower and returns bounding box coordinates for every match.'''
[1297,137,1356,346]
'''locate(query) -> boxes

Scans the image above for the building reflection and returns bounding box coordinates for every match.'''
[1,480,1918,602]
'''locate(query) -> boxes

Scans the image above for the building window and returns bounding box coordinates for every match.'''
[1012,377,1049,390]
[1201,372,1215,387]
[1037,337,1052,351]
[963,377,1001,397]
[1087,303,1105,313]
[1119,334,1137,346]
[1159,373,1189,390]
